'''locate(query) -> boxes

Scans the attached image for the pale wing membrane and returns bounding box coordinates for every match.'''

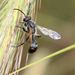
[37,25,61,40]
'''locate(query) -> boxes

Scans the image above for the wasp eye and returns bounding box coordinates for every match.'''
[23,18,26,22]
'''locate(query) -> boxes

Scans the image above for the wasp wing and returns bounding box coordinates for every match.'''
[37,25,61,40]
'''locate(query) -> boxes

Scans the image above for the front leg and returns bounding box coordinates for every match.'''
[16,26,28,32]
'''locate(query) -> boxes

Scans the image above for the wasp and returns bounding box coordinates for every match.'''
[13,8,61,54]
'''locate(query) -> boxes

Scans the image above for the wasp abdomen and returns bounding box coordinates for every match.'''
[28,47,38,53]
[28,43,38,53]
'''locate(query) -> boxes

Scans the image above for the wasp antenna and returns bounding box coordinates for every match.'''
[13,8,26,17]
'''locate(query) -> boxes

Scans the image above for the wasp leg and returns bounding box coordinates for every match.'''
[26,36,29,41]
[35,34,41,38]
[19,22,24,24]
[12,42,25,47]
[16,26,28,32]
[12,36,30,47]
[36,35,41,38]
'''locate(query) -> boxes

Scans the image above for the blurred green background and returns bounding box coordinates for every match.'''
[0,0,75,75]
[21,0,75,75]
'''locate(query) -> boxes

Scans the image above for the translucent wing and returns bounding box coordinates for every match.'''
[37,25,61,40]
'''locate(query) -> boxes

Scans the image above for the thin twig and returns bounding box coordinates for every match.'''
[9,44,75,75]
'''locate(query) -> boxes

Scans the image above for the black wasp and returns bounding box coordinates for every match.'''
[13,8,61,54]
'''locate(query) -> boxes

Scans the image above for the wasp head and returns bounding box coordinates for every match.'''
[23,16,31,22]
